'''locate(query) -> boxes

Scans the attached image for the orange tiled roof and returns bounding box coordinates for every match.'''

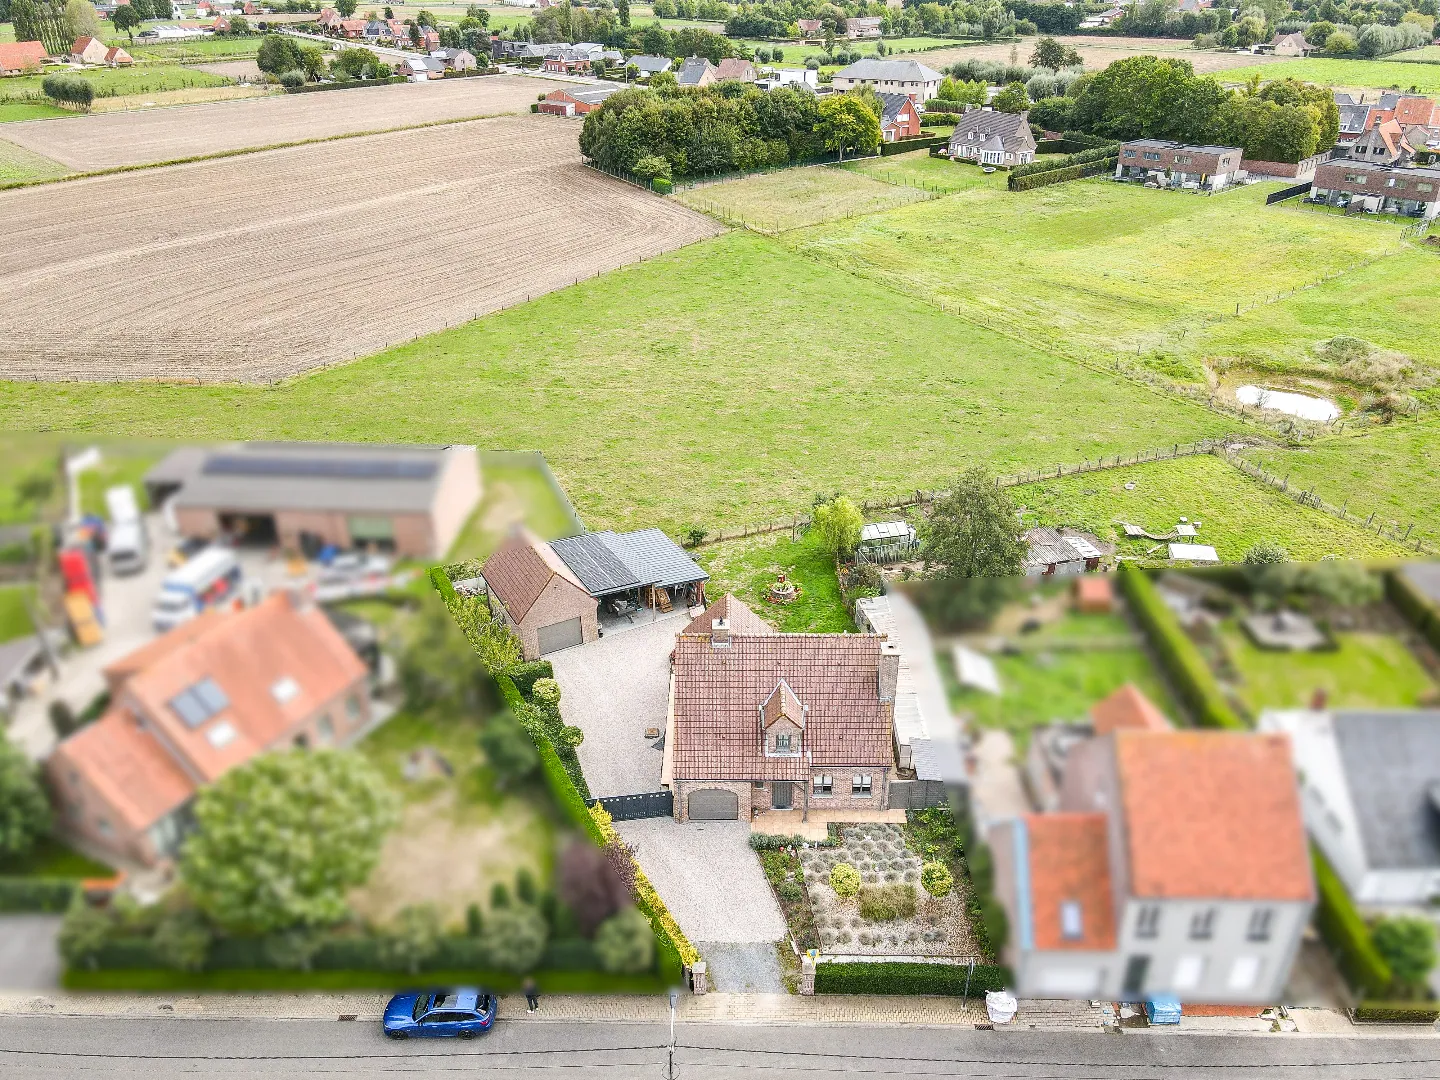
[481,527,586,623]
[1114,730,1313,902]
[54,709,195,832]
[1394,95,1438,127]
[681,593,773,637]
[1025,812,1116,951]
[0,41,48,71]
[1091,683,1170,735]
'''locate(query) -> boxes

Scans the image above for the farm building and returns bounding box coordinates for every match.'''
[69,36,112,65]
[539,85,620,116]
[144,442,481,559]
[831,58,941,101]
[1115,140,1244,191]
[399,55,445,80]
[947,106,1036,166]
[0,41,48,76]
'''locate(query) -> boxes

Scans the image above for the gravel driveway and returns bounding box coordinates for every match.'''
[548,616,682,798]
[615,818,785,944]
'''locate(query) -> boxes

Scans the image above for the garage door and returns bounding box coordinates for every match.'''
[687,788,739,821]
[536,617,584,655]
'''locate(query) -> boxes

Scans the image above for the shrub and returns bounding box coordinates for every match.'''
[490,882,510,909]
[555,725,585,749]
[1312,845,1392,997]
[479,710,540,786]
[484,906,548,972]
[278,69,306,88]
[0,729,51,862]
[1371,916,1437,993]
[631,153,672,182]
[1353,1000,1440,1023]
[59,898,113,970]
[920,861,953,898]
[556,838,630,937]
[651,177,673,194]
[41,75,95,110]
[466,902,484,936]
[830,863,860,898]
[531,677,561,706]
[151,910,212,973]
[858,883,916,922]
[509,660,555,699]
[593,905,655,973]
[515,867,538,905]
[0,877,78,913]
[380,904,442,974]
[748,833,804,851]
[815,960,1010,995]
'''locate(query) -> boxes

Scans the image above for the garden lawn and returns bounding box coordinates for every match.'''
[1242,418,1440,542]
[794,179,1407,363]
[0,138,67,184]
[0,584,35,643]
[0,65,229,100]
[1220,623,1437,713]
[1221,57,1440,94]
[696,531,851,633]
[844,150,1011,195]
[0,102,71,123]
[1013,453,1411,561]
[678,165,931,231]
[446,456,580,561]
[0,229,1234,534]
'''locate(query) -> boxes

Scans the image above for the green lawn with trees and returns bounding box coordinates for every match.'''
[3,64,229,100]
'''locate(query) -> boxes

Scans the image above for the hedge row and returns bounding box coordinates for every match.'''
[1007,156,1116,192]
[284,76,408,93]
[65,966,668,994]
[1352,1000,1440,1023]
[815,961,1010,996]
[1312,845,1392,998]
[0,877,79,913]
[590,803,696,970]
[880,135,950,157]
[1012,142,1117,178]
[1385,568,1440,655]
[1116,567,1245,730]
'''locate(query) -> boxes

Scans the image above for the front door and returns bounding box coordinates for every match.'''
[1121,955,1150,999]
[772,782,792,810]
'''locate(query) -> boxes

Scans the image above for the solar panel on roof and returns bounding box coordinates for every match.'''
[201,455,437,481]
[194,677,229,714]
[170,677,230,729]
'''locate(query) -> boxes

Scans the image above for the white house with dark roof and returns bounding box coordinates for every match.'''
[629,54,672,77]
[676,55,717,87]
[1260,708,1440,906]
[947,107,1037,166]
[831,58,941,101]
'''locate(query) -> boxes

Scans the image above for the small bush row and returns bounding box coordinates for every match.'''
[1352,1000,1440,1023]
[0,877,79,913]
[1116,567,1246,730]
[879,135,950,157]
[1008,156,1117,192]
[41,75,95,110]
[1012,143,1118,179]
[815,960,1010,996]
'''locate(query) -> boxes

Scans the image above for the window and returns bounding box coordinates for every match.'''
[1135,905,1161,940]
[1345,173,1368,183]
[317,715,335,744]
[852,774,872,796]
[813,774,833,796]
[774,733,792,752]
[1142,152,1161,161]
[1387,177,1397,187]
[1122,149,1136,157]
[1173,956,1205,991]
[1175,154,1192,164]
[1060,901,1083,941]
[1227,955,1261,992]
[1189,908,1216,941]
[1247,908,1274,943]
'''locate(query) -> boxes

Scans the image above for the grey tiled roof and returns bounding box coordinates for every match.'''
[1333,710,1440,871]
[833,58,940,83]
[551,532,645,595]
[598,528,707,590]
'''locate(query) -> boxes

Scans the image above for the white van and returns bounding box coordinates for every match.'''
[152,547,240,632]
[105,485,148,575]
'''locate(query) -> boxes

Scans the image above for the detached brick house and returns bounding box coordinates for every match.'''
[713,57,757,83]
[1115,140,1243,190]
[947,107,1037,166]
[47,594,371,868]
[482,527,599,659]
[991,718,1314,1003]
[878,92,921,143]
[663,595,899,822]
[1345,117,1413,166]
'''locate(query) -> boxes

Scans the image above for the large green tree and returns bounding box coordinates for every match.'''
[0,730,51,863]
[811,495,863,559]
[1372,916,1437,993]
[12,0,74,57]
[179,751,398,933]
[816,93,881,160]
[256,32,306,75]
[1071,55,1227,142]
[921,466,1027,579]
[111,2,141,42]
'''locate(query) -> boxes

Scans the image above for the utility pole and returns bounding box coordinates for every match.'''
[668,989,678,1080]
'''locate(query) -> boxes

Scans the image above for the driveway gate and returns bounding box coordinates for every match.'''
[590,791,674,821]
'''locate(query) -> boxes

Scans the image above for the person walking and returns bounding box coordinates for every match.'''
[523,977,539,1014]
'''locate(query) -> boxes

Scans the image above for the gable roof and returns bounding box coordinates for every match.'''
[1394,95,1438,127]
[0,41,48,71]
[71,36,101,53]
[834,58,940,83]
[1332,710,1440,871]
[951,107,1032,145]
[878,91,913,124]
[1023,813,1116,951]
[1338,102,1371,134]
[55,710,196,832]
[1271,31,1310,48]
[1090,684,1170,735]
[676,56,715,84]
[714,57,756,81]
[683,593,773,637]
[1113,730,1313,902]
[762,679,805,728]
[550,532,645,596]
[670,631,891,781]
[482,527,588,622]
[631,54,671,73]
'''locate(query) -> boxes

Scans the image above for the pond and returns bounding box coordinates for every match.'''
[1235,385,1340,422]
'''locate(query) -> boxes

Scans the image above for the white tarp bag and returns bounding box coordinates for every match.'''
[985,990,1018,1025]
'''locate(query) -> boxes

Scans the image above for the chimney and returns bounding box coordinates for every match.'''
[877,641,900,704]
[712,617,731,649]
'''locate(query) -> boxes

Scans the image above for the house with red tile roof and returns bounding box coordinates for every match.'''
[663,595,900,822]
[47,593,370,867]
[481,527,600,659]
[69,36,111,65]
[0,41,49,76]
[993,724,1313,1003]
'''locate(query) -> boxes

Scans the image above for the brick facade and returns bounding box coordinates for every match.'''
[1116,141,1242,190]
[1311,162,1440,218]
[496,573,598,660]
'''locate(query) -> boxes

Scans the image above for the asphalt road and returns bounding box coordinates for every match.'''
[1,1017,1438,1079]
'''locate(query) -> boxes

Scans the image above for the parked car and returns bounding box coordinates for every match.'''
[383,988,496,1039]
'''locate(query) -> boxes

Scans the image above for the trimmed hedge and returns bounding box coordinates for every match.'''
[1312,845,1392,998]
[651,177,673,194]
[879,135,949,157]
[0,877,79,913]
[1008,156,1117,191]
[1012,142,1118,178]
[1117,567,1245,730]
[65,966,668,993]
[815,961,1010,996]
[1352,1000,1440,1023]
[1386,568,1440,654]
[509,660,556,699]
[285,76,407,93]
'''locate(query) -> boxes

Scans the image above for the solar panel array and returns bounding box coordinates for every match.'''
[169,677,230,729]
[201,455,437,481]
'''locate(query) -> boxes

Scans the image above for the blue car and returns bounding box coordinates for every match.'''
[383,988,496,1039]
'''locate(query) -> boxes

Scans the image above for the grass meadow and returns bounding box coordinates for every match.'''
[0,102,71,123]
[1222,56,1440,93]
[843,150,1018,195]
[0,139,68,183]
[0,65,230,100]
[678,165,932,231]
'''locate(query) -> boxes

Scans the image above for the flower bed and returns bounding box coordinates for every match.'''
[798,823,980,957]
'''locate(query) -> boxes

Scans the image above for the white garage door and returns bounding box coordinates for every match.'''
[537,617,584,655]
[687,788,739,821]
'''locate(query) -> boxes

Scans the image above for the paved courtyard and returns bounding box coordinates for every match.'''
[548,615,684,798]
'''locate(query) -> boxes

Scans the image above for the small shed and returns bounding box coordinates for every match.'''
[857,520,917,564]
[1023,527,1102,577]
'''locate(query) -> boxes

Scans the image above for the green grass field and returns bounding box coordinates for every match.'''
[794,178,1410,364]
[730,36,965,62]
[0,138,68,183]
[1243,419,1440,540]
[0,64,229,100]
[1221,623,1437,713]
[0,101,72,123]
[1013,453,1410,561]
[0,230,1239,533]
[697,531,852,633]
[679,165,932,231]
[1223,57,1440,93]
[124,37,262,63]
[844,150,1015,195]
[1392,46,1440,61]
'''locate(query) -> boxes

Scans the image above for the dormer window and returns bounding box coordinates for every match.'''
[775,733,793,752]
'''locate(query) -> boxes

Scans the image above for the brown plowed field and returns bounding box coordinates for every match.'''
[0,74,567,170]
[910,35,1293,74]
[0,115,721,383]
